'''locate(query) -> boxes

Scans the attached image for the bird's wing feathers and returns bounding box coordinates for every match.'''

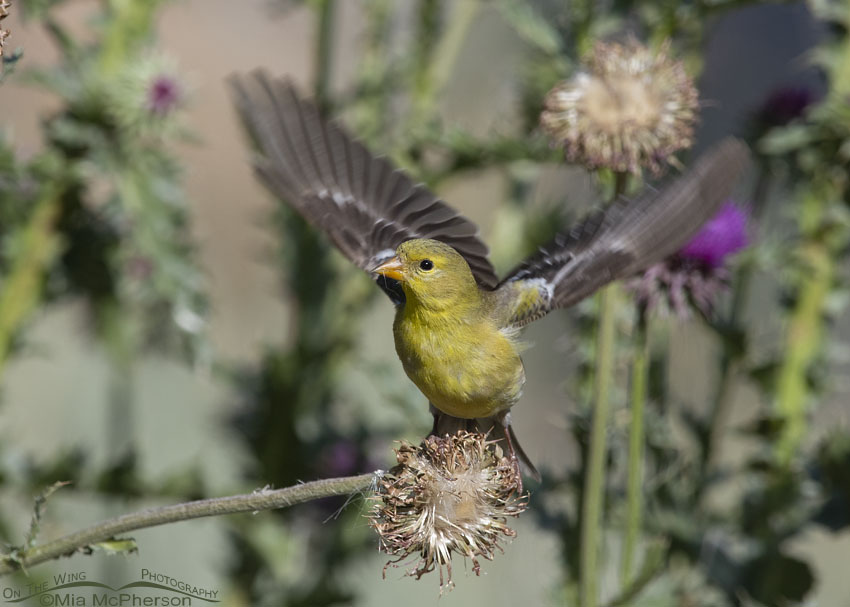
[497,138,751,327]
[230,71,499,297]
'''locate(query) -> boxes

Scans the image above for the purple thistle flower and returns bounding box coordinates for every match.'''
[680,202,749,268]
[759,85,817,127]
[147,74,181,115]
[629,202,749,318]
[125,255,154,281]
[319,441,360,478]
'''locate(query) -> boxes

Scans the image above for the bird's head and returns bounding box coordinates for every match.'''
[372,239,480,312]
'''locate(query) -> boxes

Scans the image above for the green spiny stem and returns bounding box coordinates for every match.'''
[0,473,379,576]
[572,0,595,56]
[0,187,64,379]
[622,309,648,586]
[773,177,846,465]
[775,240,832,465]
[99,0,162,76]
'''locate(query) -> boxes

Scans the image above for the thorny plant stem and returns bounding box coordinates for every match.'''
[99,0,160,77]
[775,243,831,463]
[0,187,64,378]
[0,473,379,577]
[580,171,628,607]
[773,182,839,464]
[775,186,836,465]
[622,309,648,586]
[572,0,595,56]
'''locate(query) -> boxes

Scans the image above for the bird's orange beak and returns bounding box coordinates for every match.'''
[372,256,406,281]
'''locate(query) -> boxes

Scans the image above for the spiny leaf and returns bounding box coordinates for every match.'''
[26,480,71,548]
[86,538,138,556]
[494,0,563,56]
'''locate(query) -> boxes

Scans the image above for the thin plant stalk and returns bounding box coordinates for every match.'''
[313,0,336,108]
[0,473,378,576]
[622,308,648,585]
[580,284,617,607]
[99,0,160,76]
[580,171,628,607]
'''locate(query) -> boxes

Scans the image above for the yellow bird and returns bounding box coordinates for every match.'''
[231,71,749,485]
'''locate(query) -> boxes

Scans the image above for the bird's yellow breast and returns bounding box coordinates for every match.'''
[392,305,525,419]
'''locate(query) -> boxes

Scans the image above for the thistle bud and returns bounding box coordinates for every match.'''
[146,74,181,116]
[369,432,527,591]
[759,85,817,128]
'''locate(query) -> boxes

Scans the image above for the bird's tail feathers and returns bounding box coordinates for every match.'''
[429,405,541,484]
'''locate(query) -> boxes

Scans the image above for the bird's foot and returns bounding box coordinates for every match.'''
[509,451,523,494]
[500,419,524,494]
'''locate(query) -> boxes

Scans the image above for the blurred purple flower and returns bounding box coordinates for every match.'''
[125,255,154,281]
[630,259,730,318]
[630,202,749,317]
[680,202,749,268]
[319,441,360,478]
[147,74,181,115]
[759,85,817,127]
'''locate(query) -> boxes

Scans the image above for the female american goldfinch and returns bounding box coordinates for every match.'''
[231,71,750,485]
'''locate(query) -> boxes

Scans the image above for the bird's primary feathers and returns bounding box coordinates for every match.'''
[231,70,751,482]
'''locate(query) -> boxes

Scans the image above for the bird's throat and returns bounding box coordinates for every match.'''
[400,281,482,317]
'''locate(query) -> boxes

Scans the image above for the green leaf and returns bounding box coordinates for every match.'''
[748,361,780,395]
[742,551,814,605]
[494,0,563,56]
[758,124,817,155]
[87,538,138,556]
[26,481,72,548]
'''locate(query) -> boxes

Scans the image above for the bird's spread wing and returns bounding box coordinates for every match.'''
[230,71,499,300]
[496,138,751,327]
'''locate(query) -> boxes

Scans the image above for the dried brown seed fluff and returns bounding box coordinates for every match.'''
[0,1,11,58]
[369,431,527,592]
[541,39,699,175]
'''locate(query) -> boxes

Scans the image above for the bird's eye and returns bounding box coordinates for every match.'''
[419,259,434,271]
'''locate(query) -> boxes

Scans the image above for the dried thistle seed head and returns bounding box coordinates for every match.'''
[0,0,10,58]
[369,431,527,592]
[541,39,699,175]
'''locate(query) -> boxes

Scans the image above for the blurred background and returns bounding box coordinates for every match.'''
[1,0,849,605]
